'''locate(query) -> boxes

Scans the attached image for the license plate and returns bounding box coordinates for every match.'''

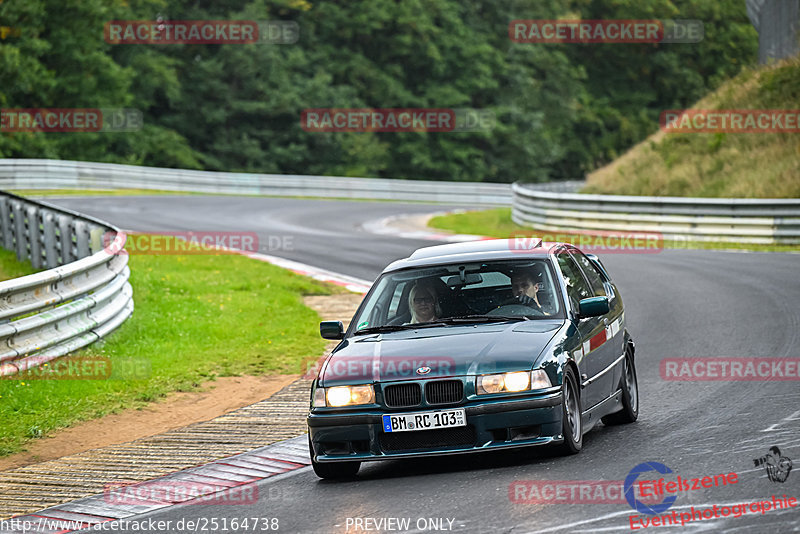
[382,409,466,433]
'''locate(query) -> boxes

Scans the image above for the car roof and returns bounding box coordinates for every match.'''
[383,238,568,272]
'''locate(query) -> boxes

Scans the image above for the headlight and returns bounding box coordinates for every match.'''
[314,385,375,407]
[476,370,552,395]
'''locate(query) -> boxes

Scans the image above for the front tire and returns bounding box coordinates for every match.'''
[309,435,360,479]
[602,347,639,425]
[556,366,583,455]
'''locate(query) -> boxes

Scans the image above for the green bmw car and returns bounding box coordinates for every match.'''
[307,238,638,479]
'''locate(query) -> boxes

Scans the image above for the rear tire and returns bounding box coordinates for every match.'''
[556,366,582,455]
[308,435,360,479]
[602,347,639,425]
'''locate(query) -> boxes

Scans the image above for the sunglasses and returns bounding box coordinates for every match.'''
[413,297,434,304]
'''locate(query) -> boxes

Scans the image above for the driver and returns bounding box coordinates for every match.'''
[509,267,552,315]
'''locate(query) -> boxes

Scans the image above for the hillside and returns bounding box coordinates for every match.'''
[583,58,800,198]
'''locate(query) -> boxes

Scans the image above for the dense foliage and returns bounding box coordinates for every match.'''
[0,0,757,182]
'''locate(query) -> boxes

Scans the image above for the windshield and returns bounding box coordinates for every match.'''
[352,260,564,333]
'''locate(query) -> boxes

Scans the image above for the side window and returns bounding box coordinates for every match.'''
[556,252,592,309]
[571,252,606,296]
[387,281,409,320]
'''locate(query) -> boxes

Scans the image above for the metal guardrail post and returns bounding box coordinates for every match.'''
[511,182,800,244]
[0,191,134,376]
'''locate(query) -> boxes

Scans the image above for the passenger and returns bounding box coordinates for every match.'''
[407,280,441,324]
[510,268,552,315]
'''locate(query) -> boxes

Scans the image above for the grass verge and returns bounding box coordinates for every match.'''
[429,208,800,253]
[0,248,38,281]
[0,244,347,457]
[584,58,800,198]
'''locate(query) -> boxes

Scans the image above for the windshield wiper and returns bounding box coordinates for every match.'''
[438,315,530,323]
[354,322,449,335]
[354,316,527,335]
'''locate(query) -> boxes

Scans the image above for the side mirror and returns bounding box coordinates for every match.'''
[577,297,609,318]
[320,320,345,340]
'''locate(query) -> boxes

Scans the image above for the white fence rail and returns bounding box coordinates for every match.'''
[0,192,133,376]
[0,159,512,205]
[512,183,800,244]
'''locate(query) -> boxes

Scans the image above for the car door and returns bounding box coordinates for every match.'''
[570,249,625,401]
[556,249,610,410]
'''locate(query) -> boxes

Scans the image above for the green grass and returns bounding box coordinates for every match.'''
[429,208,800,253]
[584,57,800,198]
[0,245,347,457]
[430,208,522,238]
[0,248,38,281]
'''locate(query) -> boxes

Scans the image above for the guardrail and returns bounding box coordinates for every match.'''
[512,183,800,244]
[0,159,512,205]
[0,192,133,376]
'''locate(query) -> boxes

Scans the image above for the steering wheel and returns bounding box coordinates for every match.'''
[489,301,546,317]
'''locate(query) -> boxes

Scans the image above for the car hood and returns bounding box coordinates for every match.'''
[319,321,563,386]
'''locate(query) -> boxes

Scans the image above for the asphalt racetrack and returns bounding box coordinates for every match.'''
[49,196,799,533]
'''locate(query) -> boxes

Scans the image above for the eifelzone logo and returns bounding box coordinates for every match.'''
[754,446,793,483]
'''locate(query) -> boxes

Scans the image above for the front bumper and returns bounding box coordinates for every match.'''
[307,391,563,463]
